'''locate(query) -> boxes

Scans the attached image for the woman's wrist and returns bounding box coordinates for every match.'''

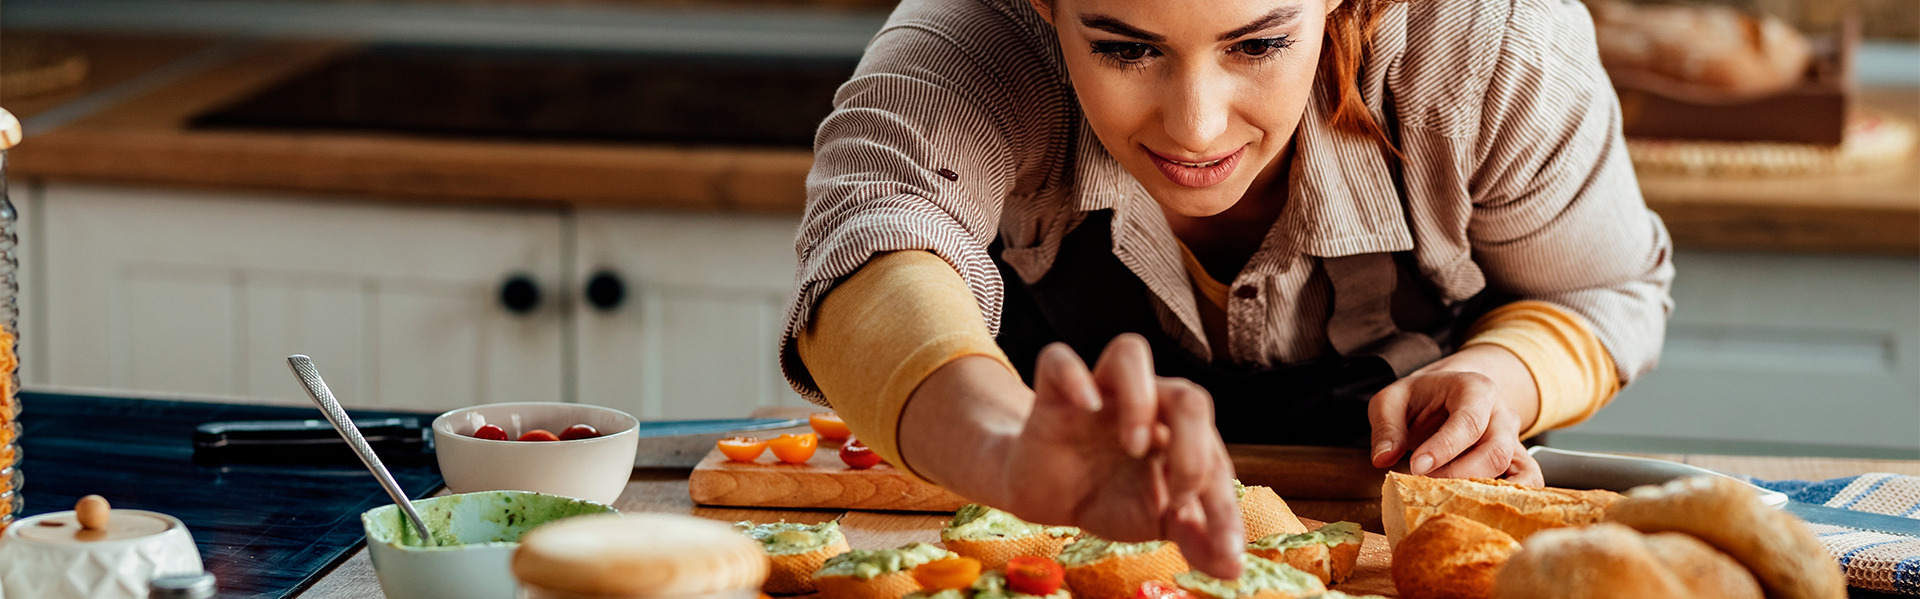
[897,355,1034,508]
[1428,344,1541,436]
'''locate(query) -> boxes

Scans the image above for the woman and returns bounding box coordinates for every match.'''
[781,0,1673,578]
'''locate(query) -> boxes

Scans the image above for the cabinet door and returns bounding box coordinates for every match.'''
[1566,250,1920,454]
[573,209,808,420]
[42,182,566,411]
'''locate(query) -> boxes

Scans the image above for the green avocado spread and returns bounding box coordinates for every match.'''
[1056,536,1166,566]
[1174,554,1324,599]
[734,520,842,556]
[1247,521,1363,551]
[815,542,955,580]
[942,504,1078,541]
[902,571,1071,599]
[1233,479,1247,500]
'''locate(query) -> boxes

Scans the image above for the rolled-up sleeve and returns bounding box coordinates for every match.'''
[1464,0,1676,385]
[782,16,1029,402]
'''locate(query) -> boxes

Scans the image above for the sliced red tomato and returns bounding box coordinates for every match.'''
[717,437,768,462]
[911,557,981,591]
[1006,556,1066,596]
[768,433,819,464]
[1133,580,1195,599]
[558,424,601,440]
[516,429,559,442]
[472,424,508,441]
[808,412,853,442]
[838,438,884,470]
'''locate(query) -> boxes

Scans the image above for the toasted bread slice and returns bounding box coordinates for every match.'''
[1238,484,1309,541]
[1380,472,1621,547]
[942,504,1080,570]
[814,570,922,599]
[1059,538,1189,599]
[812,542,955,599]
[736,520,851,594]
[945,535,1075,572]
[1245,522,1363,585]
[1173,553,1326,599]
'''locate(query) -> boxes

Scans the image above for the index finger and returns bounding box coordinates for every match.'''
[1092,333,1157,458]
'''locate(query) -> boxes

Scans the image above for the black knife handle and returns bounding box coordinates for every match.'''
[194,418,430,455]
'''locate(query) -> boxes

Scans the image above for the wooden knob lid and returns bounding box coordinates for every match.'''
[0,109,19,151]
[513,513,768,597]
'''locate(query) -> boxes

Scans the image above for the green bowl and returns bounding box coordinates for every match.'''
[362,491,616,599]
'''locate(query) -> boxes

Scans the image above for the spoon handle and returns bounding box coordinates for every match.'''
[287,354,435,546]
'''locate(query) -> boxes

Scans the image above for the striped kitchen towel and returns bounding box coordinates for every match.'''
[1753,473,1920,595]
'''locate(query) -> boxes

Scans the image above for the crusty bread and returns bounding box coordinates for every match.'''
[1175,553,1326,599]
[1240,485,1309,541]
[1605,476,1845,599]
[1390,514,1520,599]
[764,534,851,594]
[1380,472,1621,547]
[1493,523,1763,599]
[1591,0,1812,99]
[1245,522,1362,585]
[944,534,1073,571]
[812,570,922,599]
[1061,542,1190,599]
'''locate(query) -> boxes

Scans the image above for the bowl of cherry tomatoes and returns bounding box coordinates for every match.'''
[432,402,639,505]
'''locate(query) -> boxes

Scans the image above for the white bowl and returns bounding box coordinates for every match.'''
[433,402,640,505]
[362,491,616,599]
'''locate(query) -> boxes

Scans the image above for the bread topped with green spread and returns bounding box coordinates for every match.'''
[734,520,850,594]
[1247,521,1364,584]
[1057,536,1190,599]
[941,504,1080,570]
[813,542,958,599]
[903,570,1073,599]
[1173,553,1326,599]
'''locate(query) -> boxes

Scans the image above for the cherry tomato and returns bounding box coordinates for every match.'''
[558,424,601,440]
[717,437,768,462]
[768,433,818,464]
[839,438,883,470]
[911,557,981,591]
[1006,556,1066,596]
[472,424,508,441]
[808,412,852,443]
[1134,581,1195,599]
[517,429,560,442]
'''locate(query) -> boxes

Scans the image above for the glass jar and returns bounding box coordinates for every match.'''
[0,107,21,527]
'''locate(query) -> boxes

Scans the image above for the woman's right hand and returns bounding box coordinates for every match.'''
[902,334,1244,578]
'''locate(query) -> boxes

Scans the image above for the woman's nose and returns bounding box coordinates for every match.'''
[1162,65,1231,155]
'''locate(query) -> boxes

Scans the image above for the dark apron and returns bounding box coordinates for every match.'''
[991,211,1503,447]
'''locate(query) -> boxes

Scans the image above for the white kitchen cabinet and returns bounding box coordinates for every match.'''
[571,209,810,420]
[37,182,568,411]
[1562,249,1920,455]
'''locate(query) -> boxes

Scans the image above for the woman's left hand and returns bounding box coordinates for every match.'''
[1365,345,1544,486]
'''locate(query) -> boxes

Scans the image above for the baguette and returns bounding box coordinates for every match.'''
[1237,483,1309,541]
[735,520,851,594]
[812,542,956,599]
[1173,553,1325,599]
[1493,523,1763,599]
[1389,514,1519,599]
[1058,537,1189,599]
[1605,476,1845,599]
[1244,521,1362,585]
[941,504,1080,570]
[1380,472,1621,547]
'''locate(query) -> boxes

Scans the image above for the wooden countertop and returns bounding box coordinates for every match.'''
[296,452,1920,598]
[7,33,1918,252]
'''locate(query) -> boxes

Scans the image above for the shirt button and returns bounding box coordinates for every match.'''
[1233,285,1259,299]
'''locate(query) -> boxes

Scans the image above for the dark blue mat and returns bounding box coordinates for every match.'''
[18,390,444,598]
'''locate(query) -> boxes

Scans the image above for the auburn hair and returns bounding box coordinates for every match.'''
[1321,0,1401,148]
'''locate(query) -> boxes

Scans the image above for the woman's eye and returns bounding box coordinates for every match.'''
[1091,42,1157,63]
[1230,36,1293,58]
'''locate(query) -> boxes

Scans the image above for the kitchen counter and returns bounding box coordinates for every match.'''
[299,452,1920,598]
[7,32,1919,251]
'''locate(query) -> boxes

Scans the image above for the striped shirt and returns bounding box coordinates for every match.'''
[781,0,1675,400]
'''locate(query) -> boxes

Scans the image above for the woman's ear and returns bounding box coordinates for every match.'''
[1028,0,1055,25]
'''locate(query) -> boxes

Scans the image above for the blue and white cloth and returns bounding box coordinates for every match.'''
[1753,473,1920,595]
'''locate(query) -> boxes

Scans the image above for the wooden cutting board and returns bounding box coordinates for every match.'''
[688,438,973,511]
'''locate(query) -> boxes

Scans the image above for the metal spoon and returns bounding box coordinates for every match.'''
[287,354,434,546]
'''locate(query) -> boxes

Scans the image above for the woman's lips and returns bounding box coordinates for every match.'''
[1147,147,1244,189]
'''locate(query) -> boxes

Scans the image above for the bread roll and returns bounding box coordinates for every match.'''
[1239,484,1309,541]
[1493,523,1763,599]
[1605,476,1845,599]
[1390,514,1520,599]
[1591,0,1812,98]
[513,514,768,598]
[1058,538,1189,599]
[1381,472,1621,547]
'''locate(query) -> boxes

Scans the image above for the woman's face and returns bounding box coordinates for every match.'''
[1035,0,1333,217]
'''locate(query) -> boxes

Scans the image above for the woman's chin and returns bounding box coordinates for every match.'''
[1142,183,1250,218]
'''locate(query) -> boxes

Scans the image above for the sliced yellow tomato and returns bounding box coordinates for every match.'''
[808,412,853,442]
[717,436,767,462]
[768,433,819,464]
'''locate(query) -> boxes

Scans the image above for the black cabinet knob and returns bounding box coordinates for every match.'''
[499,275,541,315]
[585,270,627,312]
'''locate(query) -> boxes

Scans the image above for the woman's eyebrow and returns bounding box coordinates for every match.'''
[1216,6,1304,41]
[1079,14,1165,42]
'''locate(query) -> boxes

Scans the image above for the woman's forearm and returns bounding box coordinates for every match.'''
[896,355,1033,508]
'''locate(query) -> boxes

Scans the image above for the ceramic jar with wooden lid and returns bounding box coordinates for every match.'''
[0,495,205,599]
[513,513,768,599]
